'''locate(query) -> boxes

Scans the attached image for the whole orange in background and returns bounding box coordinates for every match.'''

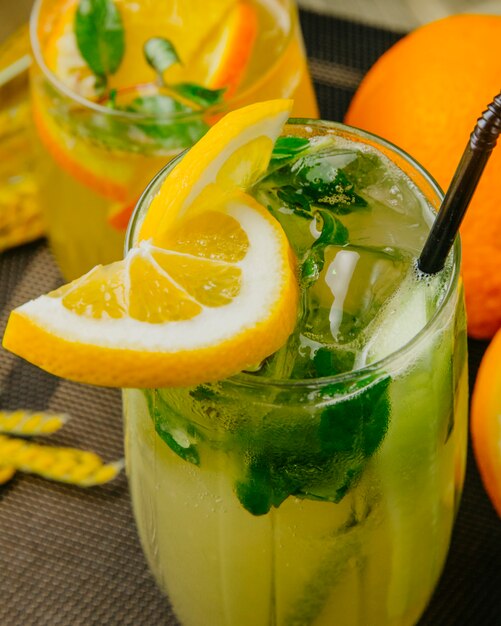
[471,328,501,518]
[345,14,501,339]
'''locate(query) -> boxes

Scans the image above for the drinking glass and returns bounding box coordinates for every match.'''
[123,120,468,626]
[30,0,318,280]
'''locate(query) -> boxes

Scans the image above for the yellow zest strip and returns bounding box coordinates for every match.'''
[0,410,68,436]
[0,435,123,486]
[0,465,16,484]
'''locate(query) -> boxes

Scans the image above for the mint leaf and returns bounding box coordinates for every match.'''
[124,94,209,148]
[75,0,125,82]
[318,376,390,457]
[314,210,349,246]
[234,375,391,515]
[297,167,367,213]
[105,88,118,108]
[301,210,348,286]
[313,347,356,377]
[270,136,310,166]
[144,37,181,79]
[144,390,201,466]
[235,460,281,516]
[314,170,368,212]
[143,38,225,109]
[277,185,312,217]
[170,83,226,108]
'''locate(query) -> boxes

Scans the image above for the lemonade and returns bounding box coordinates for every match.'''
[122,120,468,626]
[3,105,468,626]
[30,0,318,280]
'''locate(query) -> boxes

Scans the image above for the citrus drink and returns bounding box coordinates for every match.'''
[123,121,468,625]
[2,106,467,626]
[30,0,318,280]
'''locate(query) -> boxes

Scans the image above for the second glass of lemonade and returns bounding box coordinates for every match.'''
[30,0,318,280]
[124,120,468,626]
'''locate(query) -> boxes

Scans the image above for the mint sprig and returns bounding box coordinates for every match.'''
[142,370,390,518]
[144,37,181,79]
[143,37,226,110]
[104,39,224,147]
[75,0,125,90]
[123,95,210,149]
[72,7,226,151]
[234,375,391,515]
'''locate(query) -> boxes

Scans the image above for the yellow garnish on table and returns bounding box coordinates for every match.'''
[0,409,68,435]
[0,410,123,487]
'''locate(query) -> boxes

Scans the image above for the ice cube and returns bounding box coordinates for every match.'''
[360,272,435,367]
[302,244,410,347]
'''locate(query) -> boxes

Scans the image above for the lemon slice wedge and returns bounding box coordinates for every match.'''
[139,99,292,240]
[3,100,298,388]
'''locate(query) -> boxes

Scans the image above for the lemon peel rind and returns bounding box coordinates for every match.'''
[7,196,291,351]
[3,266,298,388]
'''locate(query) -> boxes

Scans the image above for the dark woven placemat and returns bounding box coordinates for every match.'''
[1,9,501,626]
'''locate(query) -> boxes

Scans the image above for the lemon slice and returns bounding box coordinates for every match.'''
[3,100,299,388]
[165,2,258,96]
[140,99,293,240]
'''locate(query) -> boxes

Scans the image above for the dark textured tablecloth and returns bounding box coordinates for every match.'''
[1,9,500,626]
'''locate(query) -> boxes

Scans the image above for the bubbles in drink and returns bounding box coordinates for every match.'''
[252,129,452,379]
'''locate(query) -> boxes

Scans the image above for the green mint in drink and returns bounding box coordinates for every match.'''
[73,10,226,151]
[142,129,451,516]
[75,0,125,91]
[126,121,466,626]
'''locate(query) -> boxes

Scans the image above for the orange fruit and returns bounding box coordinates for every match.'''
[344,14,501,339]
[2,100,299,388]
[471,329,501,518]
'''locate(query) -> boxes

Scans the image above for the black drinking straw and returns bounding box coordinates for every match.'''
[418,91,501,275]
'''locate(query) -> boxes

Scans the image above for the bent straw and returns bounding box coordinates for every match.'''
[418,91,501,275]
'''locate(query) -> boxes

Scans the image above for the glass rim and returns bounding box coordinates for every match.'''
[125,117,462,391]
[29,0,297,122]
